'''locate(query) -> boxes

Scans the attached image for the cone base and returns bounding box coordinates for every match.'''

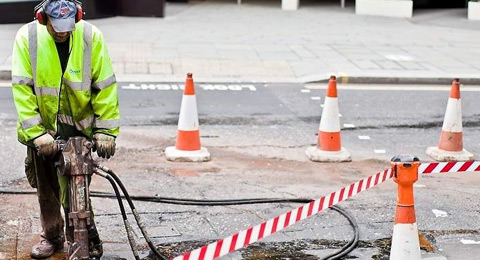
[426,146,474,162]
[165,146,211,162]
[306,146,351,162]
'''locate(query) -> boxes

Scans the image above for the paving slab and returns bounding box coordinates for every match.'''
[0,1,480,83]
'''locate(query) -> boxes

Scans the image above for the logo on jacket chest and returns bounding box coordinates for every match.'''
[69,68,81,74]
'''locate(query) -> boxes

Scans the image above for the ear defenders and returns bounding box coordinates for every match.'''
[34,0,83,25]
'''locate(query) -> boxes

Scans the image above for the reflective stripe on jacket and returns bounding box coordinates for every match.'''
[11,20,120,146]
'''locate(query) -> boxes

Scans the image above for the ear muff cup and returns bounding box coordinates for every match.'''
[35,8,47,25]
[34,0,50,25]
[75,4,83,22]
[35,7,48,25]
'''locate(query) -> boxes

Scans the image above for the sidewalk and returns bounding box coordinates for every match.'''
[1,0,480,83]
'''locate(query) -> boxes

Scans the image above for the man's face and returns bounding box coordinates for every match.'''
[46,18,70,43]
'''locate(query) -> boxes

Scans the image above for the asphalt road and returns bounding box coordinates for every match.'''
[2,81,480,169]
[2,81,480,128]
[1,82,480,260]
[120,81,480,165]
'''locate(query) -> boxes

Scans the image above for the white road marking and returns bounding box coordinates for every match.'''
[0,82,10,88]
[343,123,355,128]
[301,89,311,93]
[460,239,480,245]
[358,135,370,140]
[432,209,448,218]
[374,149,386,154]
[413,184,426,188]
[310,96,321,100]
[121,83,257,91]
[306,84,480,92]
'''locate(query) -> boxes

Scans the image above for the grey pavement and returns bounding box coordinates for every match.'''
[1,0,480,83]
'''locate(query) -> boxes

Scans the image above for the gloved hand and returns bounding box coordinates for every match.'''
[93,133,116,159]
[33,133,58,157]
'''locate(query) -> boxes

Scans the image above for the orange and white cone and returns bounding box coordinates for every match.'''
[306,76,351,162]
[165,73,211,162]
[390,155,421,260]
[426,78,474,161]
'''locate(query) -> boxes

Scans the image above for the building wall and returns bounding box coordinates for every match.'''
[0,0,164,24]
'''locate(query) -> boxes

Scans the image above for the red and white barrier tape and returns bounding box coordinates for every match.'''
[419,161,480,174]
[171,168,393,260]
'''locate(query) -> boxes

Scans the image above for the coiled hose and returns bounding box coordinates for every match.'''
[0,165,359,260]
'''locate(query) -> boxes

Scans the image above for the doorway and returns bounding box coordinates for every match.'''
[414,0,468,8]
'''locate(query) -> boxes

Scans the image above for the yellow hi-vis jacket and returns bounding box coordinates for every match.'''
[11,20,120,146]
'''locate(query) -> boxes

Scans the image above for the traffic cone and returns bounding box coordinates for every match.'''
[165,73,211,162]
[426,78,474,161]
[390,155,421,260]
[306,76,351,162]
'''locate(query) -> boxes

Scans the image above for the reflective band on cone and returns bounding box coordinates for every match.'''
[426,79,474,161]
[306,76,351,162]
[165,73,211,162]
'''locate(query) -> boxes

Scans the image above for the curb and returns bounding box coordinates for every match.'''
[2,70,480,85]
[331,76,480,85]
[0,70,10,81]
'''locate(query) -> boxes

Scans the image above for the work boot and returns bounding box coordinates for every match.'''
[88,224,103,259]
[30,236,64,259]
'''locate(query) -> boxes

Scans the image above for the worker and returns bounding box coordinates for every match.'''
[11,0,120,258]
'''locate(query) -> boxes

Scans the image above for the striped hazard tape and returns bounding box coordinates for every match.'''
[171,168,393,260]
[419,161,480,174]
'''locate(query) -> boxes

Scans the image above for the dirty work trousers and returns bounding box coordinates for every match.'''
[25,146,94,242]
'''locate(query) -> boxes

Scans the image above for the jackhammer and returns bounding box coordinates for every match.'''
[50,136,357,260]
[55,136,169,260]
[55,137,93,259]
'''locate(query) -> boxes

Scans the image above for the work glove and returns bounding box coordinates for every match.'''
[93,133,116,159]
[33,133,58,157]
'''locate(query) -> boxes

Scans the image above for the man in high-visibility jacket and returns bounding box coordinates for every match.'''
[11,0,119,258]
